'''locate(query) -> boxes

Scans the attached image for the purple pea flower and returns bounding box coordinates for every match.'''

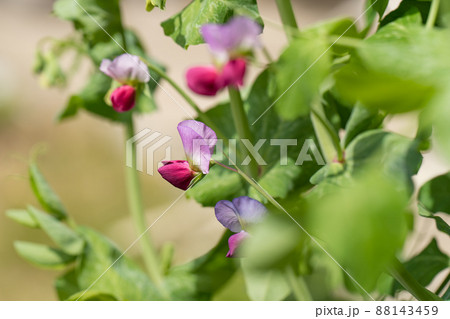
[215,196,267,258]
[100,54,150,84]
[201,16,262,62]
[99,54,150,112]
[158,120,217,190]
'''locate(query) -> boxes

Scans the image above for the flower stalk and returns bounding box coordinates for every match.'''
[426,0,441,30]
[275,0,299,41]
[124,117,165,292]
[228,87,259,178]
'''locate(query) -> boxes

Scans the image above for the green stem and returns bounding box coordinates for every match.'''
[328,35,362,48]
[426,0,441,30]
[285,266,313,301]
[125,118,166,294]
[275,0,299,40]
[143,60,226,141]
[435,272,450,296]
[388,258,442,301]
[228,87,259,178]
[311,102,344,163]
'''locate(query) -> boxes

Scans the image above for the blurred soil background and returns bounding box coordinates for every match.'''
[0,0,448,300]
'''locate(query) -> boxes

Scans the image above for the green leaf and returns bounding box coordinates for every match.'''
[28,206,85,256]
[392,239,449,294]
[14,241,75,269]
[381,0,431,27]
[345,130,422,193]
[369,0,390,19]
[53,0,124,64]
[73,226,159,300]
[186,165,244,207]
[165,232,238,300]
[29,162,67,219]
[248,159,301,203]
[273,35,331,120]
[6,209,39,228]
[308,171,411,291]
[343,105,384,147]
[419,173,450,215]
[442,0,450,27]
[241,260,291,301]
[146,0,166,11]
[67,291,118,301]
[57,72,130,123]
[161,0,261,49]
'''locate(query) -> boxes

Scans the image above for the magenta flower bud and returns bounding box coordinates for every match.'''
[221,58,246,88]
[100,54,150,84]
[215,196,267,257]
[201,16,262,62]
[110,85,136,112]
[158,160,197,191]
[186,66,224,96]
[226,231,249,258]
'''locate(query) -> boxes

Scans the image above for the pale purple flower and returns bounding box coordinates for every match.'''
[201,16,262,61]
[100,54,150,84]
[158,120,217,190]
[215,196,267,257]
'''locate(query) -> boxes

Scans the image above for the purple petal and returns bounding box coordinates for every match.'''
[226,231,249,258]
[232,196,267,226]
[200,16,262,58]
[177,120,217,174]
[99,54,150,83]
[214,200,242,232]
[157,160,196,190]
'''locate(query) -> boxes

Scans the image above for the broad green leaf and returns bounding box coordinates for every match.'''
[381,0,431,27]
[307,172,411,290]
[274,35,331,120]
[345,130,422,193]
[241,260,291,301]
[161,0,261,49]
[146,0,166,12]
[186,165,244,207]
[419,173,450,215]
[392,239,449,294]
[73,226,159,300]
[6,209,39,228]
[55,268,81,300]
[369,0,390,19]
[14,241,75,269]
[343,105,384,147]
[67,291,118,301]
[248,159,301,203]
[29,162,67,219]
[165,232,238,300]
[28,206,85,256]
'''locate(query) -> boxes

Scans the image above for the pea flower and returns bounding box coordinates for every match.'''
[201,16,262,62]
[215,196,267,258]
[100,54,150,112]
[186,16,261,96]
[158,120,217,190]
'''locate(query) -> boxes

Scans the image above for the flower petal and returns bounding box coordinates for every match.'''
[177,120,217,174]
[186,66,224,96]
[200,16,262,60]
[110,85,136,112]
[221,58,246,87]
[232,196,267,226]
[157,160,196,190]
[226,231,249,258]
[100,54,150,83]
[214,200,242,233]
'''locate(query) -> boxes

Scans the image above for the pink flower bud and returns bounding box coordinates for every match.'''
[221,58,246,88]
[226,231,249,258]
[186,66,224,96]
[157,160,198,191]
[110,85,136,112]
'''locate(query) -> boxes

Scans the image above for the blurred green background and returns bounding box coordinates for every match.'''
[0,0,448,300]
